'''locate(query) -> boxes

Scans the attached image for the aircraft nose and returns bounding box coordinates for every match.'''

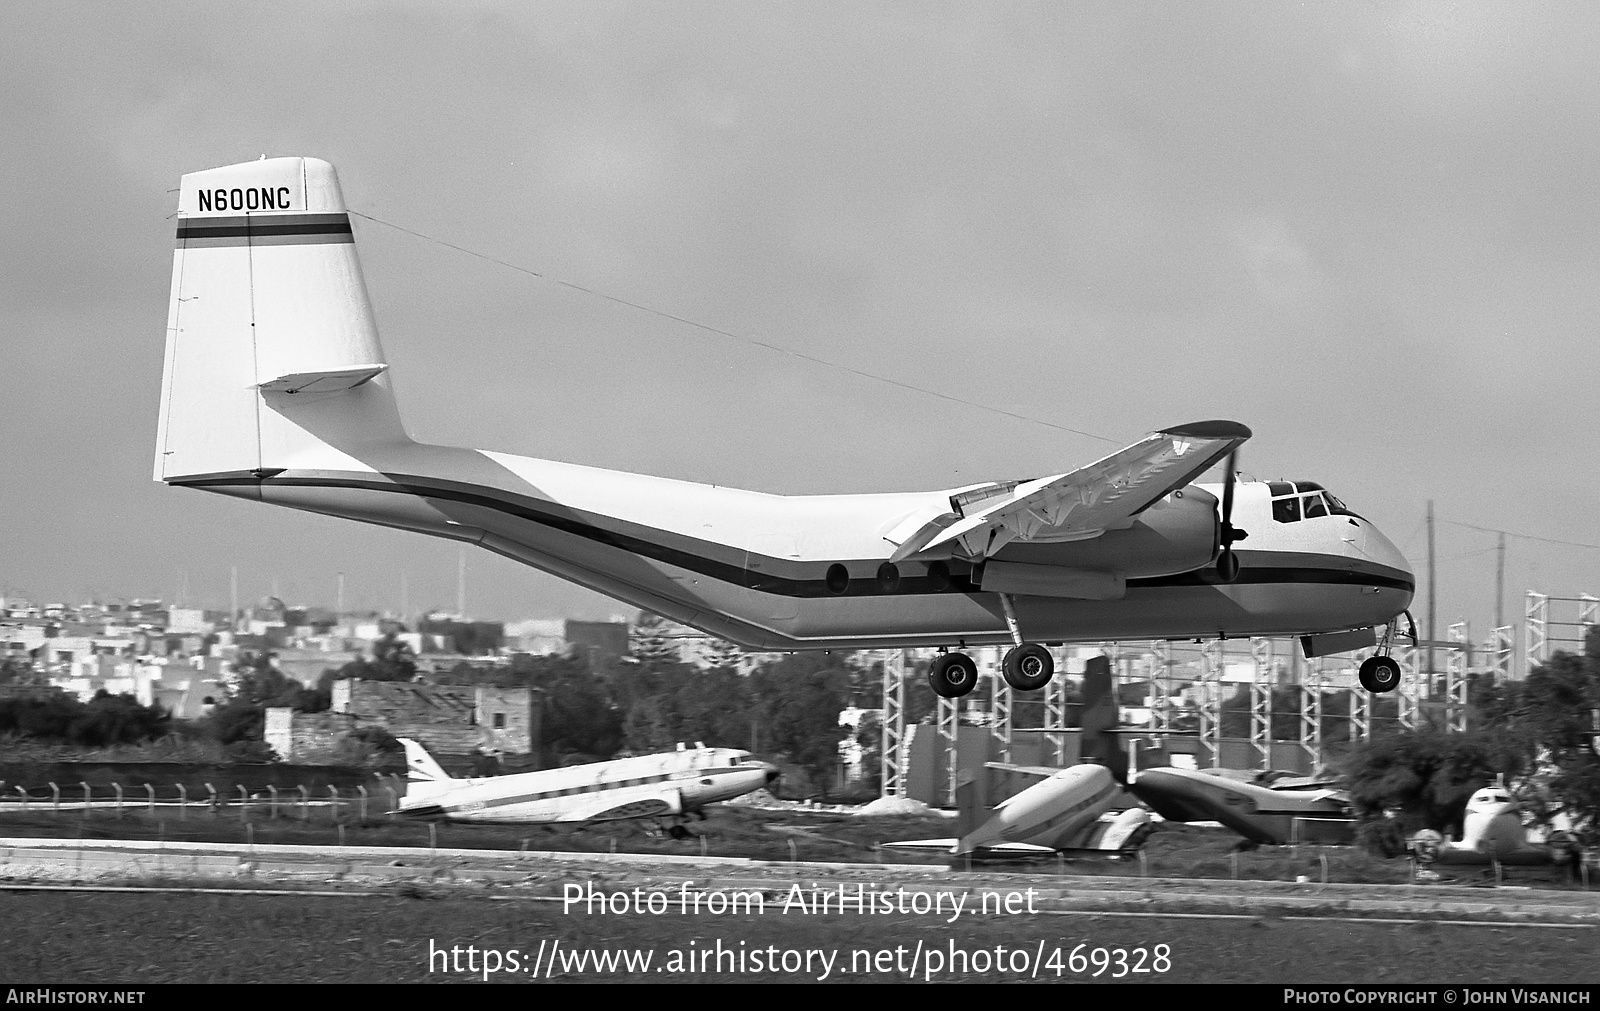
[1364,522,1415,586]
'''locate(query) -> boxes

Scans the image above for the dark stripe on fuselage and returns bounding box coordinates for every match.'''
[175,213,354,247]
[172,472,1416,599]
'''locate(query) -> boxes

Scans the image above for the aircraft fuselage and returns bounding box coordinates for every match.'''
[183,444,1413,652]
[396,745,778,824]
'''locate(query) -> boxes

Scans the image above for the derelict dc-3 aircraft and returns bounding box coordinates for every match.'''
[393,738,779,830]
[1407,784,1576,868]
[880,763,1153,859]
[154,158,1416,696]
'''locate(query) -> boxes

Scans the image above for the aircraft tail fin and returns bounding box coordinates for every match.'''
[399,738,453,784]
[155,157,410,485]
[954,769,982,844]
[1079,655,1129,784]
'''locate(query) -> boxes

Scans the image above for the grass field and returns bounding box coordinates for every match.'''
[0,801,1586,889]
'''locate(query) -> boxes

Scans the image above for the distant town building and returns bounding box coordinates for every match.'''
[330,678,540,756]
[505,618,566,655]
[565,619,629,666]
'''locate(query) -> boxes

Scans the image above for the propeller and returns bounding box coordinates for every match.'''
[1217,448,1248,582]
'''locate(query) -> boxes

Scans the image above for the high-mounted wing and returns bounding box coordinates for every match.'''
[892,420,1250,563]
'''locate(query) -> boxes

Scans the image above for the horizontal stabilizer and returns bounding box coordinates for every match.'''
[985,762,1066,779]
[258,364,388,395]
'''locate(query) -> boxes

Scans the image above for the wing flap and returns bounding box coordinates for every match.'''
[904,421,1249,561]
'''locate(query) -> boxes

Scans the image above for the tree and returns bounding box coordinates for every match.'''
[749,653,851,798]
[515,652,625,762]
[0,689,169,747]
[1339,727,1530,837]
[0,656,45,688]
[1514,627,1600,844]
[629,612,686,674]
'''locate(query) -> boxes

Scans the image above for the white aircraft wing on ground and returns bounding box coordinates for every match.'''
[890,422,1250,563]
[562,790,683,823]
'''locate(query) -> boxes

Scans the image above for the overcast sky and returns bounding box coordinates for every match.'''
[2,1,1597,646]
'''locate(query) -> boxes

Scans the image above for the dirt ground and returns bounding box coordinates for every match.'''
[2,803,1593,985]
[2,889,1595,984]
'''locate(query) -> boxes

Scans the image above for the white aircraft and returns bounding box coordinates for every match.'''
[393,738,778,828]
[153,157,1416,696]
[1128,766,1352,846]
[1409,784,1575,867]
[881,762,1151,859]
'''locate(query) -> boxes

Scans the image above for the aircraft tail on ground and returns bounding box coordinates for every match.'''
[154,157,410,484]
[1078,655,1129,784]
[399,738,453,784]
[953,769,982,850]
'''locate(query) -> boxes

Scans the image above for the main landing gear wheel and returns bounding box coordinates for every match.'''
[1358,655,1402,694]
[1002,643,1054,691]
[928,652,979,699]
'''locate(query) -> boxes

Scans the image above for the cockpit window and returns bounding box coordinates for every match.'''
[1271,482,1362,523]
[1325,493,1360,519]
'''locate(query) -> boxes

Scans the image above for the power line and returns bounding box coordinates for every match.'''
[1440,518,1600,553]
[348,209,1121,446]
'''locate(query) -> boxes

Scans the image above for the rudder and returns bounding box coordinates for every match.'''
[155,157,409,485]
[399,737,453,784]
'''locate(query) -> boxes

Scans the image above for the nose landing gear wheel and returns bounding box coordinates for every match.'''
[928,652,979,698]
[1358,655,1402,693]
[1001,643,1054,691]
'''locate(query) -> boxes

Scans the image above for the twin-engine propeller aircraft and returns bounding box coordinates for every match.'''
[394,738,779,830]
[153,158,1416,696]
[1408,784,1576,868]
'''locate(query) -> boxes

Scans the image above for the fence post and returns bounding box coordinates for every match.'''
[176,783,188,821]
[49,783,59,816]
[237,784,249,822]
[356,785,368,823]
[205,783,217,816]
[144,783,155,816]
[328,786,340,825]
[112,783,124,820]
[298,785,310,822]
[80,782,91,820]
[267,785,279,820]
